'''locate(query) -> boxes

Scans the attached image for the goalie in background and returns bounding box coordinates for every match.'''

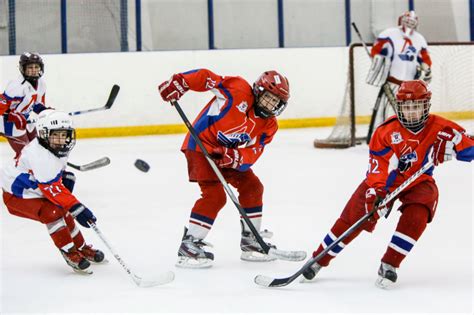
[0,52,51,158]
[159,69,290,268]
[302,80,473,288]
[366,10,432,142]
[1,110,105,274]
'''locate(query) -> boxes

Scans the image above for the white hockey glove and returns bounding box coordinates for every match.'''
[366,54,391,87]
[416,62,432,84]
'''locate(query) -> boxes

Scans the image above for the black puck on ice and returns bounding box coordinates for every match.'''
[134,159,150,172]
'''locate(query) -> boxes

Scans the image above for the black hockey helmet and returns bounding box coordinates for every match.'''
[19,52,44,82]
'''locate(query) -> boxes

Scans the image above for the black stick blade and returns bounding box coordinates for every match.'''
[105,84,120,109]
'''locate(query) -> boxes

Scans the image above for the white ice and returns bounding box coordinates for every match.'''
[1,123,472,314]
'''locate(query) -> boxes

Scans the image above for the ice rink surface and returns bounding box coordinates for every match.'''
[1,123,472,314]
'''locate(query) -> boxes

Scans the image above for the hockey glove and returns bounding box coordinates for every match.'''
[69,203,96,228]
[365,187,390,221]
[62,171,76,192]
[7,111,27,130]
[211,147,242,169]
[433,127,462,166]
[158,74,189,102]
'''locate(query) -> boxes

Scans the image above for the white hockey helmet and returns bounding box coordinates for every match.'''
[36,110,76,157]
[398,11,418,36]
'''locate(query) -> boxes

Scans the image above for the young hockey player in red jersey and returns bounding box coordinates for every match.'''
[1,110,105,274]
[159,69,290,268]
[302,80,474,288]
[1,52,50,157]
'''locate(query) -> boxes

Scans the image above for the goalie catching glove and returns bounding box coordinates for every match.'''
[210,147,243,169]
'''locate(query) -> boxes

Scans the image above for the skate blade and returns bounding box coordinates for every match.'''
[241,251,277,262]
[175,256,213,269]
[72,267,93,275]
[375,276,395,289]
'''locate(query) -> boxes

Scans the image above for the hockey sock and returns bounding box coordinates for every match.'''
[312,218,364,266]
[382,205,428,268]
[46,217,74,252]
[64,213,85,249]
[240,206,262,232]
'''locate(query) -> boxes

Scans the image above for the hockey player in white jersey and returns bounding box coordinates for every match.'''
[1,52,50,157]
[365,10,432,142]
[1,110,105,274]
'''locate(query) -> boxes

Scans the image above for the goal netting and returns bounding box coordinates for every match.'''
[314,42,474,149]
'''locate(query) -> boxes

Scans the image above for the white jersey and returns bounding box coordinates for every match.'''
[1,76,46,136]
[374,27,430,81]
[3,76,47,114]
[0,138,67,199]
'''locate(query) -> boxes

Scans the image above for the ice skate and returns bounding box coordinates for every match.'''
[176,228,214,269]
[240,229,276,262]
[79,244,107,263]
[60,249,92,275]
[375,262,398,289]
[300,262,322,283]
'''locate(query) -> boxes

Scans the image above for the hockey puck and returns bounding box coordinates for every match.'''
[134,159,150,172]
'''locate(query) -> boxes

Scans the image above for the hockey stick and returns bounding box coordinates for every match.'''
[2,134,109,171]
[67,157,110,171]
[351,22,397,141]
[90,222,175,287]
[26,84,120,123]
[171,100,306,262]
[254,160,434,287]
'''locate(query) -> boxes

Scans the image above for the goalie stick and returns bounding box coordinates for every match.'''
[171,100,306,262]
[254,160,434,287]
[351,22,397,144]
[90,222,175,287]
[67,157,110,171]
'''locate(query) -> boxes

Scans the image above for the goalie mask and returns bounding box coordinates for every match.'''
[19,52,44,86]
[253,70,290,118]
[36,110,76,157]
[396,80,431,133]
[398,11,418,36]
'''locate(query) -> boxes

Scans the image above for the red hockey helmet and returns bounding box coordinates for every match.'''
[19,52,44,81]
[396,80,431,132]
[253,70,290,118]
[398,11,418,36]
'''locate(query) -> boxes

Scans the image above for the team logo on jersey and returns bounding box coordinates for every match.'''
[206,78,217,89]
[391,132,403,144]
[217,131,251,148]
[237,101,248,113]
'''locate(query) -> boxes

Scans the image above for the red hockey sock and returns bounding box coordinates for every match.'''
[312,218,364,266]
[46,217,74,251]
[64,213,85,249]
[382,205,429,268]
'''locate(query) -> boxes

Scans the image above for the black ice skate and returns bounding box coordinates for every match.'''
[60,249,92,275]
[300,262,322,283]
[176,227,214,269]
[240,228,277,262]
[79,244,107,263]
[375,262,398,289]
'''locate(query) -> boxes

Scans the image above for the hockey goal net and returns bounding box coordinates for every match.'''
[314,42,474,149]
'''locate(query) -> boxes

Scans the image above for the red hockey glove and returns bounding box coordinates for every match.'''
[7,112,27,130]
[211,147,242,169]
[433,127,462,166]
[158,74,189,102]
[365,187,389,221]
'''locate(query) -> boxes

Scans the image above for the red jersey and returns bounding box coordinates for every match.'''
[366,114,474,191]
[179,69,278,172]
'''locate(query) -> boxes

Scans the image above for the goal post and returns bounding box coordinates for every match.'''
[314,42,474,149]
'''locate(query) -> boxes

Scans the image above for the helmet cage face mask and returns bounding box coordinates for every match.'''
[396,99,430,131]
[255,89,287,118]
[38,128,76,157]
[399,11,418,36]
